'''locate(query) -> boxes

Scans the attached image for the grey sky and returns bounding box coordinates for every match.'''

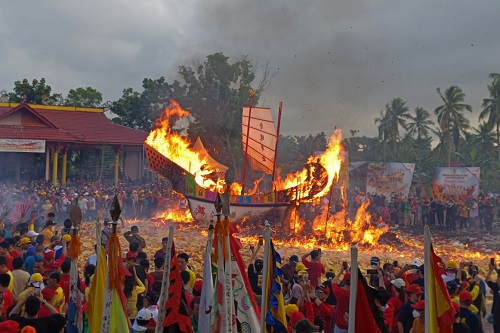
[1,0,499,138]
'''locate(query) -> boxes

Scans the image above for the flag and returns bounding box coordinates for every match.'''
[66,260,83,333]
[228,222,261,332]
[215,218,234,332]
[162,242,193,332]
[263,240,287,333]
[354,268,390,333]
[87,244,106,332]
[424,227,456,333]
[101,230,129,332]
[199,226,215,333]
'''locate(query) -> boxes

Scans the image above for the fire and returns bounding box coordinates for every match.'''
[274,129,344,201]
[145,100,225,192]
[151,207,194,226]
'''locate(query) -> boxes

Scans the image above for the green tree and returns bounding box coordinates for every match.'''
[374,98,410,161]
[374,109,390,162]
[64,87,103,107]
[110,88,150,130]
[406,107,434,140]
[8,78,60,104]
[434,86,472,166]
[479,74,500,163]
[174,53,274,179]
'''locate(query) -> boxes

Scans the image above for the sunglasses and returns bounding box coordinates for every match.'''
[315,289,325,294]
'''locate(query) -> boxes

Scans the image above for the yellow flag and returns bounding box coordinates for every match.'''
[87,245,106,331]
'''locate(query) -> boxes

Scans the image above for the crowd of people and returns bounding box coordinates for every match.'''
[0,178,498,332]
[248,243,499,333]
[341,191,498,232]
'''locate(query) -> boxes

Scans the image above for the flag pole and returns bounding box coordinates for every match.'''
[272,101,283,191]
[241,90,255,196]
[199,220,215,333]
[347,243,358,333]
[156,223,175,333]
[424,226,431,331]
[260,220,272,332]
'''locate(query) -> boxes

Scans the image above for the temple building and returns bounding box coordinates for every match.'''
[0,102,148,185]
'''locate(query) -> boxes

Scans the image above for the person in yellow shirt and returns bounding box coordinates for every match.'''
[46,271,65,313]
[410,300,425,333]
[41,220,56,248]
[177,252,196,288]
[125,265,146,320]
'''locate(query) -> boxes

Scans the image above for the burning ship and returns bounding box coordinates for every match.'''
[145,100,345,223]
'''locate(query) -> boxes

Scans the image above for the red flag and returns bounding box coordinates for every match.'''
[162,242,193,333]
[355,269,390,333]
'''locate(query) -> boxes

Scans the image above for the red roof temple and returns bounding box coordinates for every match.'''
[0,102,148,185]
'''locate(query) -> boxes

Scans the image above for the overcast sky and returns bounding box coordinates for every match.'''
[1,0,499,138]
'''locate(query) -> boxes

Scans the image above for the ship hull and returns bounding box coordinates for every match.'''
[184,194,288,222]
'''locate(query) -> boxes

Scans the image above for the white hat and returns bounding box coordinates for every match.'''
[391,278,405,289]
[412,260,422,267]
[136,308,152,321]
[27,231,39,237]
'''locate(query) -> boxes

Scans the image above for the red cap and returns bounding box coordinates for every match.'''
[315,284,330,296]
[343,272,351,284]
[41,287,56,300]
[0,320,20,332]
[126,251,136,259]
[459,290,472,304]
[411,300,425,311]
[406,284,423,295]
[193,280,203,293]
[289,311,305,328]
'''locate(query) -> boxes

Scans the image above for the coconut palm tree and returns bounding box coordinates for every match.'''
[434,86,472,166]
[471,122,496,156]
[479,75,500,163]
[406,107,434,140]
[374,109,390,162]
[376,98,410,161]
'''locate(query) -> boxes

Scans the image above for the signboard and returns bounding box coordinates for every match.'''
[432,167,480,201]
[366,162,415,198]
[0,139,45,153]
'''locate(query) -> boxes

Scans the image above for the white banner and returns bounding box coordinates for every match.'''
[0,139,45,153]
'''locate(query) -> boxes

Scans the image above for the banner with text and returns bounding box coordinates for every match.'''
[366,162,415,198]
[0,139,45,153]
[432,167,480,201]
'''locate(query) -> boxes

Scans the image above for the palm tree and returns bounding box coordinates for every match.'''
[376,98,410,161]
[434,86,472,166]
[406,107,434,140]
[431,127,449,165]
[374,109,390,162]
[471,122,496,156]
[479,75,500,163]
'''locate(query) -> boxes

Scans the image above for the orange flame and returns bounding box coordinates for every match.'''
[274,129,344,201]
[146,100,226,192]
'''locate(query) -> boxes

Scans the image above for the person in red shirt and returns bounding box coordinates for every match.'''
[375,287,394,328]
[388,278,407,333]
[301,249,325,287]
[42,240,67,275]
[300,283,334,333]
[140,259,154,291]
[331,269,351,332]
[0,241,13,271]
[59,261,86,305]
[0,273,14,316]
[404,260,422,285]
